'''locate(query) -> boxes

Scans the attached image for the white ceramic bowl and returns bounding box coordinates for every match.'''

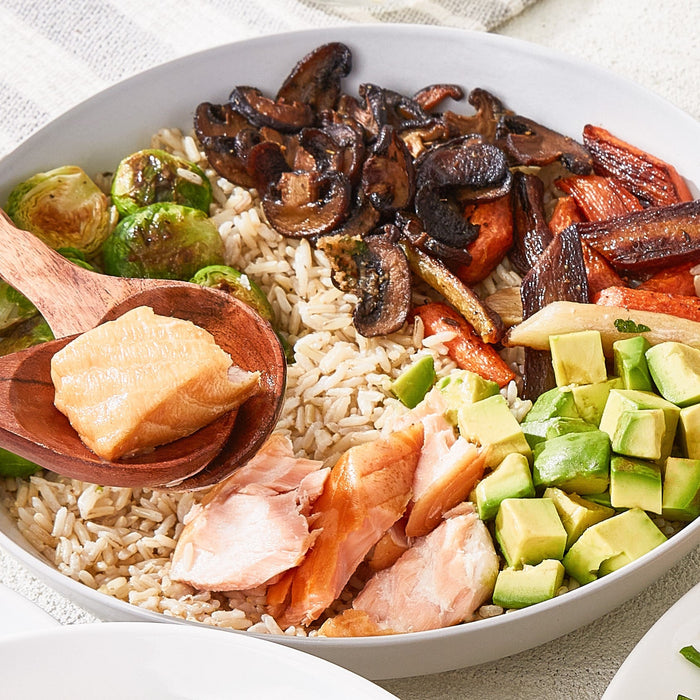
[0,24,698,681]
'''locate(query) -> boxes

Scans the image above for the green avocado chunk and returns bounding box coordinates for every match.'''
[662,457,700,522]
[610,408,666,461]
[679,403,700,460]
[550,330,607,386]
[645,342,700,407]
[390,355,436,408]
[492,559,565,609]
[523,386,580,423]
[475,453,535,521]
[436,369,499,425]
[569,377,624,427]
[609,455,663,514]
[543,487,615,549]
[494,497,567,567]
[562,508,666,584]
[532,430,611,495]
[613,336,654,392]
[522,417,597,450]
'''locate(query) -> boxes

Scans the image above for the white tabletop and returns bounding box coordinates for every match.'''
[0,1,698,698]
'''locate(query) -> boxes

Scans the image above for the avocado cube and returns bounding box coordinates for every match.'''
[458,394,531,468]
[390,355,436,408]
[599,389,680,463]
[550,330,607,386]
[662,457,700,522]
[543,487,615,549]
[570,377,624,427]
[523,386,580,423]
[492,559,565,609]
[437,369,499,425]
[562,508,666,584]
[646,342,700,407]
[609,408,666,461]
[613,336,654,392]
[584,491,615,509]
[522,417,597,449]
[679,404,700,460]
[475,453,535,520]
[532,430,611,495]
[609,455,663,514]
[494,498,567,567]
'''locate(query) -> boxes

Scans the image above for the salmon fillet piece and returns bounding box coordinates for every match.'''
[171,434,329,591]
[51,306,260,461]
[320,503,499,636]
[268,421,424,628]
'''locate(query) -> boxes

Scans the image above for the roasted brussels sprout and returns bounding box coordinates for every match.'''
[0,316,53,356]
[190,265,275,322]
[111,149,212,217]
[102,202,225,280]
[0,448,41,478]
[57,247,98,271]
[0,283,38,334]
[6,165,113,255]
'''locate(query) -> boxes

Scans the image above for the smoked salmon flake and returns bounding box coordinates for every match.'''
[50,305,261,461]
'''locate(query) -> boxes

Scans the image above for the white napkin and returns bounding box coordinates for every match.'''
[0,0,536,158]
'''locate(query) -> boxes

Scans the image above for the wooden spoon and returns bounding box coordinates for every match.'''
[0,210,286,489]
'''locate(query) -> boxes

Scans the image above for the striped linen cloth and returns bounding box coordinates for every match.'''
[0,0,537,158]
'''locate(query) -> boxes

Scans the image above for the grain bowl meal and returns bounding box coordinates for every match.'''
[1,42,699,638]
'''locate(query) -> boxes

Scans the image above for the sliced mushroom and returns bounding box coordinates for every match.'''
[396,211,472,266]
[245,141,291,193]
[194,102,251,139]
[443,88,510,142]
[298,128,347,174]
[361,125,416,214]
[413,84,465,112]
[197,135,256,189]
[276,42,352,112]
[322,192,381,240]
[229,86,314,133]
[499,114,593,174]
[262,170,351,238]
[320,122,367,185]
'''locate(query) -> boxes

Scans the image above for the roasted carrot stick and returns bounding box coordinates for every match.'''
[548,195,584,235]
[414,302,515,387]
[454,196,513,285]
[637,261,698,296]
[594,285,700,323]
[582,124,693,207]
[555,174,643,221]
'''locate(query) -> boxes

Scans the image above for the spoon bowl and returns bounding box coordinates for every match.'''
[0,211,287,489]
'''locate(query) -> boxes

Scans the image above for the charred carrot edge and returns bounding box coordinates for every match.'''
[582,124,693,206]
[594,285,700,323]
[455,196,514,285]
[548,195,584,235]
[581,243,626,299]
[414,302,515,387]
[555,174,643,221]
[637,261,698,296]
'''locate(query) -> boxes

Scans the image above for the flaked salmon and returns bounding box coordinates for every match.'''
[320,503,499,636]
[268,421,424,628]
[171,434,329,591]
[51,305,260,461]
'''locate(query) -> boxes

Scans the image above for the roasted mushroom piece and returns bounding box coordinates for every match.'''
[229,86,314,133]
[276,42,352,112]
[413,83,465,112]
[444,88,510,142]
[262,170,352,238]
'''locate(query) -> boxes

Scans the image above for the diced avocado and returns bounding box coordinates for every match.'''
[523,386,580,423]
[679,404,700,460]
[522,417,597,449]
[662,457,700,522]
[475,453,536,520]
[436,369,499,425]
[569,377,624,427]
[494,497,567,567]
[562,508,666,584]
[584,491,614,509]
[609,408,666,461]
[543,486,615,549]
[492,559,565,609]
[646,342,700,407]
[458,394,531,468]
[390,355,436,408]
[550,330,607,386]
[599,389,680,463]
[609,455,663,514]
[532,430,611,495]
[613,336,654,392]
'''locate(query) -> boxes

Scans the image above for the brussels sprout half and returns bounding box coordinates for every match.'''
[0,283,38,335]
[0,448,41,478]
[102,202,225,280]
[111,149,212,217]
[6,165,113,256]
[0,315,54,356]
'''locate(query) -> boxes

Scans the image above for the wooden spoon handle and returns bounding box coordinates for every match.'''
[0,210,153,337]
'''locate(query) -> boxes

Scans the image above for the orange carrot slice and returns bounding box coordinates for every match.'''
[594,285,700,323]
[555,174,643,221]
